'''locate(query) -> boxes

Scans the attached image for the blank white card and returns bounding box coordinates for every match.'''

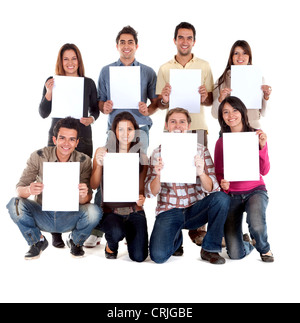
[169,69,202,113]
[103,153,139,202]
[109,66,141,109]
[160,132,198,184]
[231,65,262,110]
[42,162,80,212]
[223,132,260,182]
[51,75,84,119]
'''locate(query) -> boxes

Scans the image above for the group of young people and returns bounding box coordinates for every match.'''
[6,22,274,264]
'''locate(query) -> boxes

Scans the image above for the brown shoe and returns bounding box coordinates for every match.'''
[173,245,184,256]
[201,249,225,265]
[260,252,274,263]
[189,229,207,246]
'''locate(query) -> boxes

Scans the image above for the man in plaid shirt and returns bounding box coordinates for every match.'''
[145,108,230,264]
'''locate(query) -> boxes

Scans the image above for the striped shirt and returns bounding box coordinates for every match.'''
[145,144,220,215]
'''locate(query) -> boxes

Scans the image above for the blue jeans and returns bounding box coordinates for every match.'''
[224,190,270,259]
[149,191,230,264]
[100,210,148,262]
[7,197,102,246]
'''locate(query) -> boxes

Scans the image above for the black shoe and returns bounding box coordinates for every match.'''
[201,249,225,265]
[105,243,118,259]
[51,232,65,248]
[25,238,48,260]
[173,245,184,256]
[66,234,85,258]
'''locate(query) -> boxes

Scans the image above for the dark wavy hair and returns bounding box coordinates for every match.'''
[218,96,255,134]
[174,22,196,41]
[116,26,138,44]
[53,116,80,139]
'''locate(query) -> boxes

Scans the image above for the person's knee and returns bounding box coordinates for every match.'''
[149,245,169,264]
[7,197,24,222]
[130,251,148,263]
[214,191,231,207]
[82,203,102,227]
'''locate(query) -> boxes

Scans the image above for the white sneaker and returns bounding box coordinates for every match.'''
[83,235,101,248]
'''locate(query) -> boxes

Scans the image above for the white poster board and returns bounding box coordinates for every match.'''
[103,153,139,202]
[109,66,140,109]
[169,69,202,113]
[160,132,197,183]
[231,65,262,109]
[51,75,84,119]
[223,132,260,181]
[42,162,80,211]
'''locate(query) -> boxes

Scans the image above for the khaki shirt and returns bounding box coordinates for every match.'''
[16,147,92,205]
[156,55,214,131]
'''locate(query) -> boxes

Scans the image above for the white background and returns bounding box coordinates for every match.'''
[0,0,299,303]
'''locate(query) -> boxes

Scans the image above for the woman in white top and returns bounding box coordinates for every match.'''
[212,40,272,129]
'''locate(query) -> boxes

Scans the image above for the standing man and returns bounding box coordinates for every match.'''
[6,117,102,259]
[145,108,230,264]
[156,22,214,147]
[97,25,158,152]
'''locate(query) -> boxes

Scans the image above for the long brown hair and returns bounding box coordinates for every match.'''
[107,111,147,169]
[108,111,141,153]
[218,96,255,134]
[55,43,85,77]
[215,40,252,90]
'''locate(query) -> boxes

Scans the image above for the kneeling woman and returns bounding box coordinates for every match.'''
[214,96,274,262]
[90,112,149,262]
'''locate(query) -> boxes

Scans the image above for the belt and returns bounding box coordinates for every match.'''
[113,207,134,216]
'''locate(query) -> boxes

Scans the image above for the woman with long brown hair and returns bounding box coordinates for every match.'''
[90,111,149,262]
[211,40,272,129]
[39,43,99,158]
[214,96,273,262]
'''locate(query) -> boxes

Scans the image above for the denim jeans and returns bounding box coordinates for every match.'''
[100,210,148,262]
[149,191,230,264]
[224,190,270,259]
[7,197,102,246]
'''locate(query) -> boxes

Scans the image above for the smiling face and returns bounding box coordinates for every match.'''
[116,120,135,150]
[174,28,195,57]
[232,46,250,65]
[116,33,138,65]
[52,127,79,161]
[62,49,79,76]
[165,112,191,133]
[222,103,243,132]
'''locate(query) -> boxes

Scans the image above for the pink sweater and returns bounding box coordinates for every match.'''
[214,136,270,193]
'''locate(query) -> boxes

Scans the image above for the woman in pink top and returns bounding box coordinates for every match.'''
[214,96,274,262]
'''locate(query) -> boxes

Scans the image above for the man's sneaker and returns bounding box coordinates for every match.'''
[25,238,49,260]
[83,235,101,248]
[66,234,85,258]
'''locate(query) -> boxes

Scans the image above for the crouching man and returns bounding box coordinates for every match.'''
[6,117,102,259]
[145,108,230,264]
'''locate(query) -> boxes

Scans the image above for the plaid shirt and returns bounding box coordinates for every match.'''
[145,144,220,215]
